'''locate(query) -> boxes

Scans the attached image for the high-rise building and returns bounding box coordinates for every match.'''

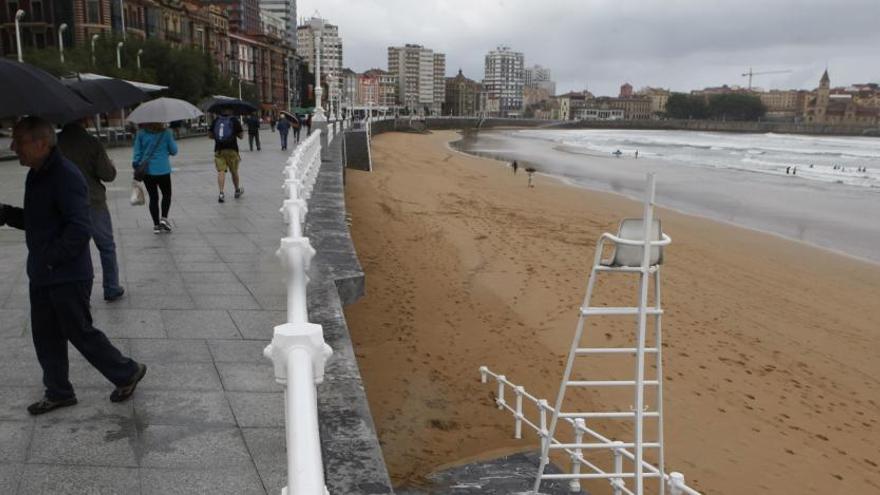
[258,0,295,49]
[202,0,262,34]
[484,46,524,117]
[296,17,343,106]
[388,43,445,115]
[524,64,555,96]
[433,53,446,115]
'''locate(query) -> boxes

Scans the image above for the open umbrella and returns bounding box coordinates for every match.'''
[207,98,258,115]
[0,59,95,123]
[127,97,203,124]
[64,78,147,115]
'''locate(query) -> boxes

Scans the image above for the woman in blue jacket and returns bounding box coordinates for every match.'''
[132,123,178,234]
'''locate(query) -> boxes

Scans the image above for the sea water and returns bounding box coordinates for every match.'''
[455,129,880,264]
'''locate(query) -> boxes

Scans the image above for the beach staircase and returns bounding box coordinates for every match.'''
[481,174,700,495]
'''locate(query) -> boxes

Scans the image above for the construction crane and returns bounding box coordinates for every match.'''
[741,67,793,90]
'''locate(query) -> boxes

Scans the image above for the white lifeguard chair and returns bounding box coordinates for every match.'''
[533,173,672,495]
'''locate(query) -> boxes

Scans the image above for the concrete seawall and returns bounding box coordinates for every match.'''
[307,132,395,494]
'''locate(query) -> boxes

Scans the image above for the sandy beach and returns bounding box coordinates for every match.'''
[342,130,880,494]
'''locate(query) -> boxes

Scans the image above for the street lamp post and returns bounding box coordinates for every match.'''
[136,48,143,71]
[310,18,325,122]
[116,41,124,69]
[119,0,126,40]
[91,34,100,67]
[327,75,334,121]
[58,23,68,63]
[14,9,25,63]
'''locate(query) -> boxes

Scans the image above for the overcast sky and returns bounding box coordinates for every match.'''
[296,0,880,96]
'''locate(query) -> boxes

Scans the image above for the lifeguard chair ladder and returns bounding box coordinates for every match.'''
[534,173,672,495]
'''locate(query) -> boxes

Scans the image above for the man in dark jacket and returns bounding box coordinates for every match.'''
[58,120,125,301]
[245,114,261,151]
[0,116,146,416]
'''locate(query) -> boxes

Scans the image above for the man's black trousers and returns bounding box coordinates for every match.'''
[30,280,138,400]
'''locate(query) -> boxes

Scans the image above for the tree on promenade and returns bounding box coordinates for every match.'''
[23,37,257,105]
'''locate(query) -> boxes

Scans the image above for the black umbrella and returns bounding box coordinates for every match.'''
[0,58,94,123]
[64,78,147,115]
[207,98,259,115]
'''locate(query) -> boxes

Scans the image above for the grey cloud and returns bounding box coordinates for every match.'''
[298,0,879,95]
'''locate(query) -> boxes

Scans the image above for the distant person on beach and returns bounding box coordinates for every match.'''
[613,149,622,157]
[525,167,536,188]
[245,114,261,151]
[276,117,291,151]
[58,119,125,301]
[0,116,146,415]
[792,167,797,175]
[209,109,244,203]
[786,166,791,174]
[132,123,178,234]
[512,160,518,174]
[635,150,639,158]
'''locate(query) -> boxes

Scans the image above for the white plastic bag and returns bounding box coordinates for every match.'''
[130,181,145,206]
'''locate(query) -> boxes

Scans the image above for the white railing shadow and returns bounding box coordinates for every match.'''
[263,129,332,495]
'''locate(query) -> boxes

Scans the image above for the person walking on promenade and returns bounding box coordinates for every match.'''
[276,116,291,151]
[246,113,261,151]
[305,113,312,136]
[58,119,125,301]
[0,116,146,416]
[132,123,178,234]
[209,109,244,203]
[291,114,302,144]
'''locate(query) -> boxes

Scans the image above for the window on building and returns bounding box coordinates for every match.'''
[86,0,100,24]
[31,1,43,22]
[8,2,20,22]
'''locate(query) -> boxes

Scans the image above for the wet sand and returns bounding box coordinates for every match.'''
[342,131,880,494]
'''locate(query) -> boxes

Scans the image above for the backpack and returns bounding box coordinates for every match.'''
[214,116,236,142]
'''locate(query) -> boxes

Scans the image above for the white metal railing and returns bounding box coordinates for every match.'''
[263,128,333,495]
[478,368,701,495]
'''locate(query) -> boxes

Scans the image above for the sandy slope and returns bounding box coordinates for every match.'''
[342,131,880,494]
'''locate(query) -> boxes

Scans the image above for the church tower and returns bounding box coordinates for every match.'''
[815,69,830,122]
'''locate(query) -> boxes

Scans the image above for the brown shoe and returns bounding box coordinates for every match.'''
[110,363,147,403]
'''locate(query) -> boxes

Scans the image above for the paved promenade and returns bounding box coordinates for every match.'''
[0,130,298,494]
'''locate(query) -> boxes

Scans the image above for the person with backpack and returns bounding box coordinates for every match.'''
[209,109,244,203]
[132,123,178,234]
[276,116,291,151]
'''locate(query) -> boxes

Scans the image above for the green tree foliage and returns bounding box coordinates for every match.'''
[22,36,253,105]
[665,92,767,121]
[707,93,767,121]
[664,93,708,119]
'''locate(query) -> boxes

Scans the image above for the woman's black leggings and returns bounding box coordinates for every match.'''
[143,174,172,225]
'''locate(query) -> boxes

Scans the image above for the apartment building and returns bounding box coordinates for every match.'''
[483,45,524,117]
